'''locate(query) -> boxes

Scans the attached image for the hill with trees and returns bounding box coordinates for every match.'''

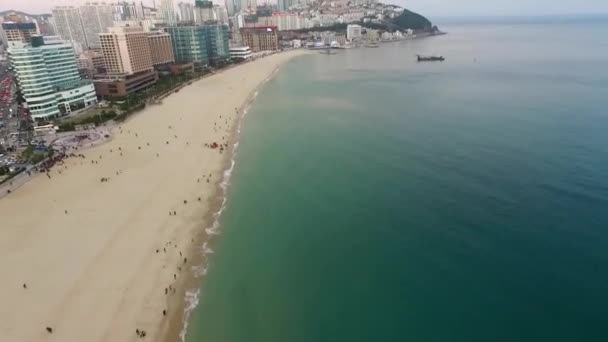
[391,9,434,31]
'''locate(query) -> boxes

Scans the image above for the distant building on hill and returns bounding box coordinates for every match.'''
[278,0,294,12]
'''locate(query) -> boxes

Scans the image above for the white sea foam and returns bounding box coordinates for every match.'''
[179,288,200,342]
[179,63,285,342]
[191,264,208,278]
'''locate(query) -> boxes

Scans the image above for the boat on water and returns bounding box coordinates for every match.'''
[365,42,380,48]
[417,54,445,62]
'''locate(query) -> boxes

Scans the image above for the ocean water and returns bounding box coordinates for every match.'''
[186,20,608,342]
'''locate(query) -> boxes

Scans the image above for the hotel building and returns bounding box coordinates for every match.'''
[95,27,157,98]
[240,26,279,52]
[147,31,175,66]
[8,36,97,119]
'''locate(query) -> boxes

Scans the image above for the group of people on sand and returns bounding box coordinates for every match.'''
[25,109,242,337]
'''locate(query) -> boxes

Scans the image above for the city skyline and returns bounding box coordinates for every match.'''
[2,0,608,17]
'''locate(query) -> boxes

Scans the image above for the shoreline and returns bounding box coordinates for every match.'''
[159,60,292,342]
[0,49,310,342]
[158,62,288,342]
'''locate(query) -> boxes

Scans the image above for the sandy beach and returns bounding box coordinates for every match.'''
[0,49,308,342]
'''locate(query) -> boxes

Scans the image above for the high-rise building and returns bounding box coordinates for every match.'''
[147,31,175,66]
[95,27,157,98]
[203,24,230,63]
[244,0,258,12]
[8,36,97,119]
[240,26,278,52]
[113,1,138,20]
[277,0,293,12]
[135,2,146,19]
[159,0,177,26]
[166,25,209,66]
[177,2,194,22]
[225,0,236,16]
[1,22,38,47]
[79,3,114,49]
[36,17,56,36]
[166,24,229,66]
[194,1,215,24]
[214,6,229,24]
[99,27,153,75]
[52,7,88,51]
[272,13,306,30]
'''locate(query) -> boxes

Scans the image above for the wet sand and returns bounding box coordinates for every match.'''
[0,50,308,342]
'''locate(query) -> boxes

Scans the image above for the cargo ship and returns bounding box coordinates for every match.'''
[416,55,445,62]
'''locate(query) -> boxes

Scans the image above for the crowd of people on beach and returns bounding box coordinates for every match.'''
[19,105,242,339]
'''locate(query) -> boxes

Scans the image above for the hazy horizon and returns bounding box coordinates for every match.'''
[1,0,608,18]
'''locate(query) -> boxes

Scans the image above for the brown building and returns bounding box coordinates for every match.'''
[93,71,158,99]
[147,31,175,66]
[240,26,279,52]
[96,27,157,98]
[99,27,153,75]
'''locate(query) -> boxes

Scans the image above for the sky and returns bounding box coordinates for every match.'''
[1,0,608,17]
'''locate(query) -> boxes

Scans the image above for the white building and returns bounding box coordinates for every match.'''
[51,7,87,52]
[194,1,215,24]
[347,24,362,41]
[229,46,251,60]
[272,13,306,31]
[238,0,257,13]
[159,0,177,26]
[225,0,236,16]
[79,3,114,49]
[278,0,294,12]
[8,37,97,119]
[214,6,229,25]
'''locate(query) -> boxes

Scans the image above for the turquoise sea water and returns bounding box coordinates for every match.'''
[187,20,608,342]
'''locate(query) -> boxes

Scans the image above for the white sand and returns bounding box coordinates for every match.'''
[0,50,307,342]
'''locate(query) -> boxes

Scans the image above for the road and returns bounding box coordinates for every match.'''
[0,61,20,146]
